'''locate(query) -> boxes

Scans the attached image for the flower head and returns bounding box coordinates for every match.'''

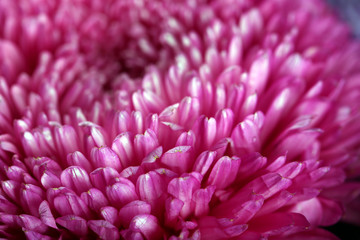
[0,0,360,239]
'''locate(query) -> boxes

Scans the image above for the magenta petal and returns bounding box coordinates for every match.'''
[19,214,48,233]
[90,167,120,191]
[160,146,194,173]
[206,156,241,189]
[236,153,267,181]
[140,146,162,172]
[165,197,184,225]
[120,229,144,240]
[167,172,202,218]
[106,182,138,208]
[56,215,88,236]
[319,198,343,226]
[198,216,248,239]
[134,129,159,161]
[54,125,80,158]
[88,220,120,240]
[100,206,119,227]
[80,188,109,213]
[0,194,18,214]
[193,186,215,217]
[53,192,91,219]
[214,109,234,140]
[111,132,135,168]
[136,171,166,215]
[67,151,93,173]
[243,173,292,199]
[231,113,263,155]
[24,230,53,240]
[2,180,20,204]
[256,190,294,217]
[130,214,163,240]
[20,184,45,217]
[249,212,310,236]
[41,171,61,189]
[277,161,304,179]
[270,129,323,161]
[39,200,57,229]
[192,116,217,149]
[0,213,21,228]
[175,130,196,147]
[247,51,270,95]
[91,146,122,172]
[5,165,25,182]
[0,40,24,83]
[192,151,217,176]
[118,201,151,228]
[61,166,92,195]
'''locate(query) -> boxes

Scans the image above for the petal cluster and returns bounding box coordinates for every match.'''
[0,0,360,239]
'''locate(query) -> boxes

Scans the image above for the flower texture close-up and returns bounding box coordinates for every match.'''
[0,0,360,239]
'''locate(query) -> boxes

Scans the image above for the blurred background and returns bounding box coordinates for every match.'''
[327,0,360,37]
[325,0,360,239]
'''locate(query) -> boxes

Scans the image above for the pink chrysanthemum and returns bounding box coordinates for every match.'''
[0,0,360,239]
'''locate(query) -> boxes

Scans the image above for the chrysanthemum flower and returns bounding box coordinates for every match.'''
[0,0,360,239]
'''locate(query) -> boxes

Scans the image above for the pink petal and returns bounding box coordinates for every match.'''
[90,167,120,191]
[88,220,120,240]
[193,186,215,217]
[160,146,194,173]
[66,151,93,173]
[0,194,18,214]
[56,215,88,236]
[198,216,248,239]
[175,130,196,148]
[129,214,163,240]
[118,201,151,228]
[38,200,57,229]
[140,146,162,172]
[136,171,167,215]
[111,132,135,167]
[247,52,270,96]
[192,151,217,176]
[167,172,202,218]
[52,192,91,219]
[255,190,294,217]
[100,206,119,227]
[80,188,109,213]
[20,183,45,217]
[249,212,310,237]
[91,146,122,172]
[134,129,159,162]
[106,182,138,208]
[207,156,241,189]
[19,214,48,233]
[60,166,92,195]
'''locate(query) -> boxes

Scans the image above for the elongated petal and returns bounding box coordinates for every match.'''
[91,147,122,172]
[207,156,241,189]
[61,166,92,195]
[67,151,93,173]
[56,215,88,236]
[160,146,194,173]
[106,182,138,208]
[90,167,120,191]
[88,220,120,240]
[38,201,57,229]
[129,214,163,240]
[118,201,151,228]
[80,188,109,213]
